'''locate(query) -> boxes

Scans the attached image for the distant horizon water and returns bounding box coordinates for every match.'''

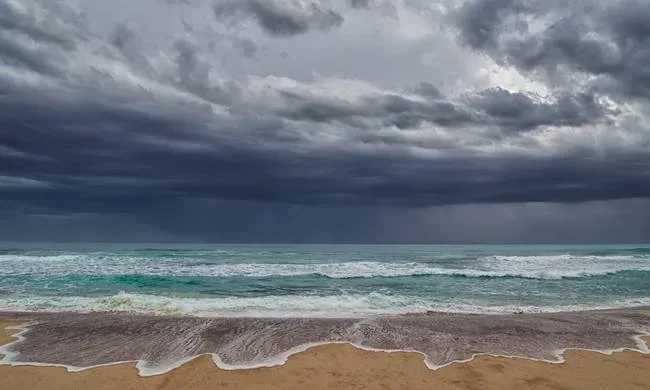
[1,243,649,317]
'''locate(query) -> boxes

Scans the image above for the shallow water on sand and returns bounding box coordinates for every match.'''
[1,309,649,375]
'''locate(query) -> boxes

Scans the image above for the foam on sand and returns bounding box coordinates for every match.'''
[1,308,649,376]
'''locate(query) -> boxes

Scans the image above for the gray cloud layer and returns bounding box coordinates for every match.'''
[213,0,344,37]
[455,0,650,98]
[277,85,613,131]
[1,0,649,241]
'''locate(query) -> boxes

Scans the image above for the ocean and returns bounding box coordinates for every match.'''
[1,243,649,317]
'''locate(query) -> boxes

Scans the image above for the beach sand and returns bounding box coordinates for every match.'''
[2,317,650,390]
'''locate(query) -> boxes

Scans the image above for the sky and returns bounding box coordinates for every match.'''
[1,0,650,243]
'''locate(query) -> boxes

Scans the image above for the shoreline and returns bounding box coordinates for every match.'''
[6,329,650,375]
[2,313,650,389]
[2,328,650,376]
[1,307,650,373]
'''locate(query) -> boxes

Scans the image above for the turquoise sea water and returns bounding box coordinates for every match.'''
[0,244,649,316]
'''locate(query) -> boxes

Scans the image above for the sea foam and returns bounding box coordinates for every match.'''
[2,292,650,317]
[1,254,648,279]
[2,309,649,376]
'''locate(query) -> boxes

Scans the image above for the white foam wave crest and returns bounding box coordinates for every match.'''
[1,292,650,317]
[475,254,650,280]
[0,253,649,279]
[0,255,85,262]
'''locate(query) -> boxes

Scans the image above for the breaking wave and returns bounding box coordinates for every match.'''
[0,253,649,280]
[2,292,650,317]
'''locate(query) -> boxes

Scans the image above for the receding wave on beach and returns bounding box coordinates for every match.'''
[1,308,650,376]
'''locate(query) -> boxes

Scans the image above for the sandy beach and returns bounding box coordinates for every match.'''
[2,313,650,390]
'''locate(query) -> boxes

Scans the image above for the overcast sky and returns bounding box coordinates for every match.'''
[1,0,650,243]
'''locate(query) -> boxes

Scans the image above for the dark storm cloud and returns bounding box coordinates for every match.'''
[276,86,613,131]
[231,37,258,59]
[0,0,81,78]
[410,82,443,100]
[0,0,82,48]
[466,88,615,130]
[347,0,372,9]
[172,38,238,105]
[110,23,137,52]
[1,0,650,242]
[213,0,344,37]
[454,0,650,98]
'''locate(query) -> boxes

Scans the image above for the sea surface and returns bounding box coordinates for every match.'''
[1,243,649,317]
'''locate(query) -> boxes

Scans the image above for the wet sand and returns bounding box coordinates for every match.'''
[3,309,650,371]
[2,312,650,389]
